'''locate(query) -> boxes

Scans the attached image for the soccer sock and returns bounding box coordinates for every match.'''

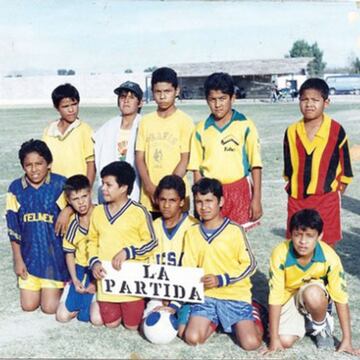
[252,301,265,334]
[311,316,327,335]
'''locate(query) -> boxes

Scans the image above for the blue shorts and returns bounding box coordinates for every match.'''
[190,297,254,333]
[64,265,94,322]
[177,304,191,326]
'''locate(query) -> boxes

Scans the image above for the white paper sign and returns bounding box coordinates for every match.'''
[101,261,204,303]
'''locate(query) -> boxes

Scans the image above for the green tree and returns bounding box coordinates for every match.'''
[289,40,326,76]
[144,66,157,73]
[124,68,133,74]
[351,57,360,74]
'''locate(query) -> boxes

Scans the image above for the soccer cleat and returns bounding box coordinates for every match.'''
[314,314,335,349]
[252,299,268,337]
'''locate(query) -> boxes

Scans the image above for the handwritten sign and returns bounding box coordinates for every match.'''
[101,261,204,303]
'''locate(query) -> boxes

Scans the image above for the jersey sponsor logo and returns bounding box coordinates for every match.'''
[221,134,239,152]
[23,212,54,223]
[155,251,183,266]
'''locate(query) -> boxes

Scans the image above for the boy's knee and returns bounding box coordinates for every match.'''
[237,334,262,351]
[280,335,298,348]
[123,324,138,331]
[21,303,39,312]
[41,303,58,314]
[90,313,104,327]
[104,318,122,328]
[185,331,204,346]
[302,285,327,307]
[55,308,72,323]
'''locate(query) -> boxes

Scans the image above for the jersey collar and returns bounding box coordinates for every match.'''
[285,241,326,270]
[21,172,51,189]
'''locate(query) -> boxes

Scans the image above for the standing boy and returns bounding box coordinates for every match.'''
[136,67,194,218]
[88,161,158,329]
[94,81,143,203]
[56,175,96,323]
[265,209,359,356]
[182,178,263,350]
[283,78,353,246]
[6,139,68,314]
[188,72,262,230]
[43,83,95,184]
[143,175,198,338]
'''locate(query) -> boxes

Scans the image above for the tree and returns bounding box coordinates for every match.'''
[57,69,67,76]
[67,69,75,75]
[351,57,360,74]
[288,40,326,76]
[124,68,133,74]
[144,66,157,73]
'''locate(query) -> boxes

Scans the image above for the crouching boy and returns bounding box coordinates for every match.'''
[266,209,360,356]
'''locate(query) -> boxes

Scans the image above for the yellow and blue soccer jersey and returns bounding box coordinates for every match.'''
[5,173,69,281]
[182,218,257,303]
[269,240,348,306]
[150,213,198,266]
[135,109,194,211]
[87,199,158,302]
[43,119,94,178]
[188,110,262,184]
[63,213,91,267]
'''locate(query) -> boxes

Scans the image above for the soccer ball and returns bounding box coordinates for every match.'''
[143,310,178,344]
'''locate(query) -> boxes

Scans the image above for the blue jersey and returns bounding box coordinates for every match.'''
[6,173,69,281]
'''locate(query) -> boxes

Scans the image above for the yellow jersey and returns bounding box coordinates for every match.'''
[182,218,256,303]
[150,213,198,266]
[63,213,89,267]
[135,109,194,211]
[43,119,94,178]
[269,240,348,306]
[188,110,262,184]
[87,199,157,302]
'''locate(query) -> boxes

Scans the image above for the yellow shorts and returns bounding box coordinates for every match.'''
[18,274,65,291]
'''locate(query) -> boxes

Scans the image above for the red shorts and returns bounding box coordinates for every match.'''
[221,177,260,231]
[98,299,145,327]
[286,191,341,245]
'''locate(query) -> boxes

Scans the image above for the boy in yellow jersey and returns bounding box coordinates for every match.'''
[182,178,264,350]
[43,83,95,184]
[56,175,96,323]
[88,161,158,329]
[188,73,262,230]
[265,209,359,356]
[136,67,194,219]
[143,175,198,338]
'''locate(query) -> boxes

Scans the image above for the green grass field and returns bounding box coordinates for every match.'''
[0,101,359,359]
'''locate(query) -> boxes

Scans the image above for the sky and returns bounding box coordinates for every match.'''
[1,0,360,76]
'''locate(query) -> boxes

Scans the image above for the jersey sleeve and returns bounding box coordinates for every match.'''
[268,243,287,305]
[56,191,67,210]
[87,209,100,269]
[245,120,262,169]
[135,119,146,152]
[5,190,21,243]
[62,218,78,253]
[180,116,194,153]
[338,127,353,185]
[283,129,291,182]
[187,126,203,171]
[83,123,95,162]
[181,229,200,268]
[326,250,348,304]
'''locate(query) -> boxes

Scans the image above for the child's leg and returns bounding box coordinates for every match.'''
[98,301,122,328]
[121,299,145,330]
[90,300,104,326]
[300,284,328,322]
[40,288,62,314]
[20,289,41,312]
[184,316,214,345]
[234,320,262,351]
[56,283,77,322]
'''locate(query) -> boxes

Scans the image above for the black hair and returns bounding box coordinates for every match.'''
[155,175,186,200]
[100,161,135,195]
[192,177,223,202]
[117,90,142,114]
[299,78,329,100]
[52,83,80,109]
[19,139,53,167]
[289,209,324,234]
[204,72,235,98]
[151,67,178,89]
[63,175,90,197]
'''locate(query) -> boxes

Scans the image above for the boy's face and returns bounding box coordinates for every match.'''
[194,192,224,223]
[23,152,50,187]
[67,188,92,216]
[57,97,79,124]
[291,227,322,258]
[101,175,127,203]
[299,89,329,122]
[207,90,235,121]
[157,189,184,221]
[152,82,179,111]
[118,91,142,116]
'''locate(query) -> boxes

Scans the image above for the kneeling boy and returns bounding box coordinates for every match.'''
[56,175,96,323]
[266,209,359,356]
[88,161,158,329]
[182,178,263,350]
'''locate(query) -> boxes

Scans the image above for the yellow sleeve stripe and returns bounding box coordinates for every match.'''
[6,192,20,213]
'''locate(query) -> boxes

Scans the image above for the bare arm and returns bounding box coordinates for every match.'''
[249,167,262,221]
[173,152,190,178]
[65,253,85,293]
[86,160,96,187]
[135,151,156,199]
[265,304,285,353]
[11,241,27,280]
[193,170,202,183]
[55,205,74,236]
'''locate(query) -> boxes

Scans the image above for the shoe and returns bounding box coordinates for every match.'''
[252,299,268,337]
[314,315,335,349]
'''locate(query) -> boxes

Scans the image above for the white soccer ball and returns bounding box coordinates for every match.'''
[143,310,178,344]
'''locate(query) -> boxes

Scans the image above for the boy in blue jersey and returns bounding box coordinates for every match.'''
[56,175,96,323]
[143,175,197,338]
[264,209,360,356]
[6,139,68,314]
[183,178,264,350]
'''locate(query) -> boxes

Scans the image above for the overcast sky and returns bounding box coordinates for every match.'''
[1,0,360,75]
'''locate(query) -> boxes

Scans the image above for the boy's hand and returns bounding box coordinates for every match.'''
[201,274,219,289]
[152,305,176,315]
[85,282,97,294]
[144,182,156,203]
[92,262,106,280]
[73,278,86,294]
[260,338,285,355]
[55,206,73,236]
[14,259,28,280]
[112,249,127,271]
[249,197,262,221]
[337,341,360,356]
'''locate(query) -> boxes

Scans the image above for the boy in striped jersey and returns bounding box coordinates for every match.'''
[56,175,96,323]
[182,178,264,350]
[283,78,353,246]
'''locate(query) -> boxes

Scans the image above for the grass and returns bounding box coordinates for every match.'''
[0,100,359,359]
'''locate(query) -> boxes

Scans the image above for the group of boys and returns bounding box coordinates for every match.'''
[5,67,359,355]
